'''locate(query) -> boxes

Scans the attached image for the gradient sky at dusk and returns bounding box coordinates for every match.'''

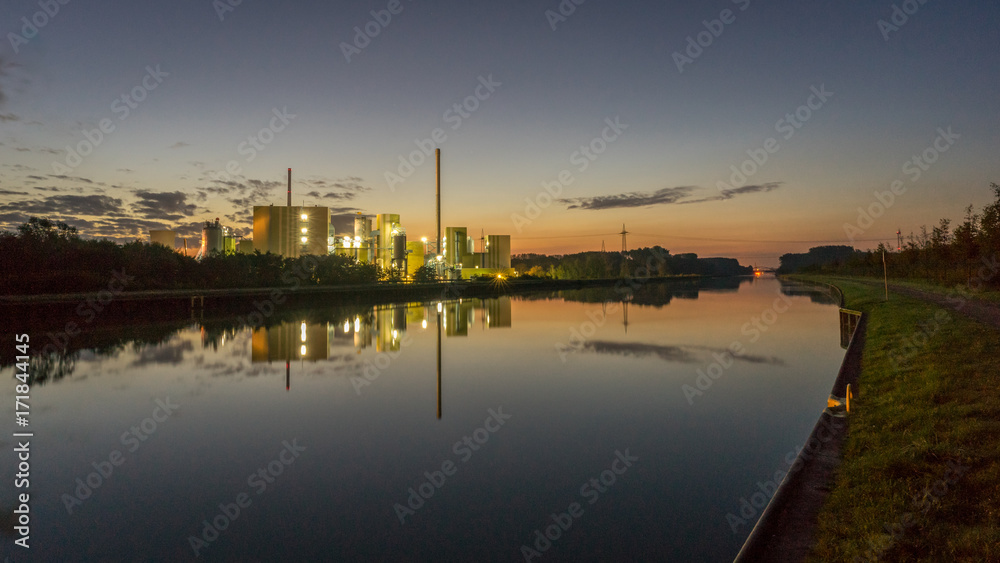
[1,0,997,266]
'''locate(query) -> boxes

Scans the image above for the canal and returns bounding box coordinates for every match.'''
[1,276,845,562]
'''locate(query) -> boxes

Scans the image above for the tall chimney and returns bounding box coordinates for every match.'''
[436,149,441,259]
[287,168,292,207]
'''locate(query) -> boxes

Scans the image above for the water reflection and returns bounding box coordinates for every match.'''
[12,278,835,389]
[1,277,847,562]
[581,340,785,366]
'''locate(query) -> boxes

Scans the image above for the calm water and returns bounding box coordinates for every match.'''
[1,276,845,562]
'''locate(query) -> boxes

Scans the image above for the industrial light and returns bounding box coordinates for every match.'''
[436,255,443,261]
[300,214,308,220]
[301,237,308,243]
[421,320,427,329]
[392,329,398,340]
[301,227,308,233]
[436,302,442,313]
[300,345,307,356]
[343,321,350,333]
[421,237,427,243]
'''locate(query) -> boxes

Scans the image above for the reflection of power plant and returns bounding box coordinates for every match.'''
[251,321,329,363]
[247,298,512,397]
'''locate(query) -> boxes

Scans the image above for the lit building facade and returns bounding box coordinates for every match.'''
[252,206,330,258]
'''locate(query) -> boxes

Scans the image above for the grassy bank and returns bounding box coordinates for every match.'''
[796,276,1000,561]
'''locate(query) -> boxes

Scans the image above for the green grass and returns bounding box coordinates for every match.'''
[796,276,1000,561]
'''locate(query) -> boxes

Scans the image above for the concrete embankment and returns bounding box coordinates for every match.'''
[734,283,866,562]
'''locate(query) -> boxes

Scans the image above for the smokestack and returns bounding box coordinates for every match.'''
[287,168,292,207]
[436,149,441,260]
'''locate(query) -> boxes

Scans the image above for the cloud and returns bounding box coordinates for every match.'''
[303,190,357,201]
[169,141,190,149]
[0,113,19,122]
[560,183,783,210]
[130,190,198,221]
[49,174,96,184]
[0,194,126,217]
[718,182,782,200]
[0,189,28,195]
[561,186,698,210]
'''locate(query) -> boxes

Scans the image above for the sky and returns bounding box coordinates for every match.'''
[0,0,997,267]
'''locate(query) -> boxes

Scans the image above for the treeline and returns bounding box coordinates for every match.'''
[780,183,1000,288]
[0,218,385,295]
[512,246,752,279]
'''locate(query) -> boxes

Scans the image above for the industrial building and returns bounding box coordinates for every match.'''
[149,230,176,249]
[197,218,237,259]
[252,205,330,258]
[181,160,514,276]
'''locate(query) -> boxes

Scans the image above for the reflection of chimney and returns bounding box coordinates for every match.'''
[287,168,292,207]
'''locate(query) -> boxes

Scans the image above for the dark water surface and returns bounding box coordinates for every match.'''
[1,276,845,562]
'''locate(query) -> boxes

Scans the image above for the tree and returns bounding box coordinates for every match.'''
[412,265,437,283]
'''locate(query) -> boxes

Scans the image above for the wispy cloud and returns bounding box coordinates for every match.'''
[130,190,198,221]
[560,183,783,210]
[169,141,190,149]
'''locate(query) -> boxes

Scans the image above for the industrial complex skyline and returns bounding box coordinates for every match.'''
[0,0,998,266]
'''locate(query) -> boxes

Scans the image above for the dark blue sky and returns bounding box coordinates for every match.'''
[1,0,997,265]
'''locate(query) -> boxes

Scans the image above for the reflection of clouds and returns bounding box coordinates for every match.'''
[130,340,194,367]
[582,341,785,366]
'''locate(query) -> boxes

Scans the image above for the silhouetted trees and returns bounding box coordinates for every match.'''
[0,217,384,295]
[780,183,1000,289]
[512,246,751,279]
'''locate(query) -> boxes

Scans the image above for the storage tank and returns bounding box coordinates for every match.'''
[202,219,224,256]
[392,234,407,269]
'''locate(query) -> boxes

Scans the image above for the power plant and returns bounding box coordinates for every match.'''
[153,155,512,279]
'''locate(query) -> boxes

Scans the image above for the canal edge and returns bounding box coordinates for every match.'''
[733,280,866,562]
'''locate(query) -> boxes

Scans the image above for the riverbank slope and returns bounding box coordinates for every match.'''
[799,276,1000,561]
